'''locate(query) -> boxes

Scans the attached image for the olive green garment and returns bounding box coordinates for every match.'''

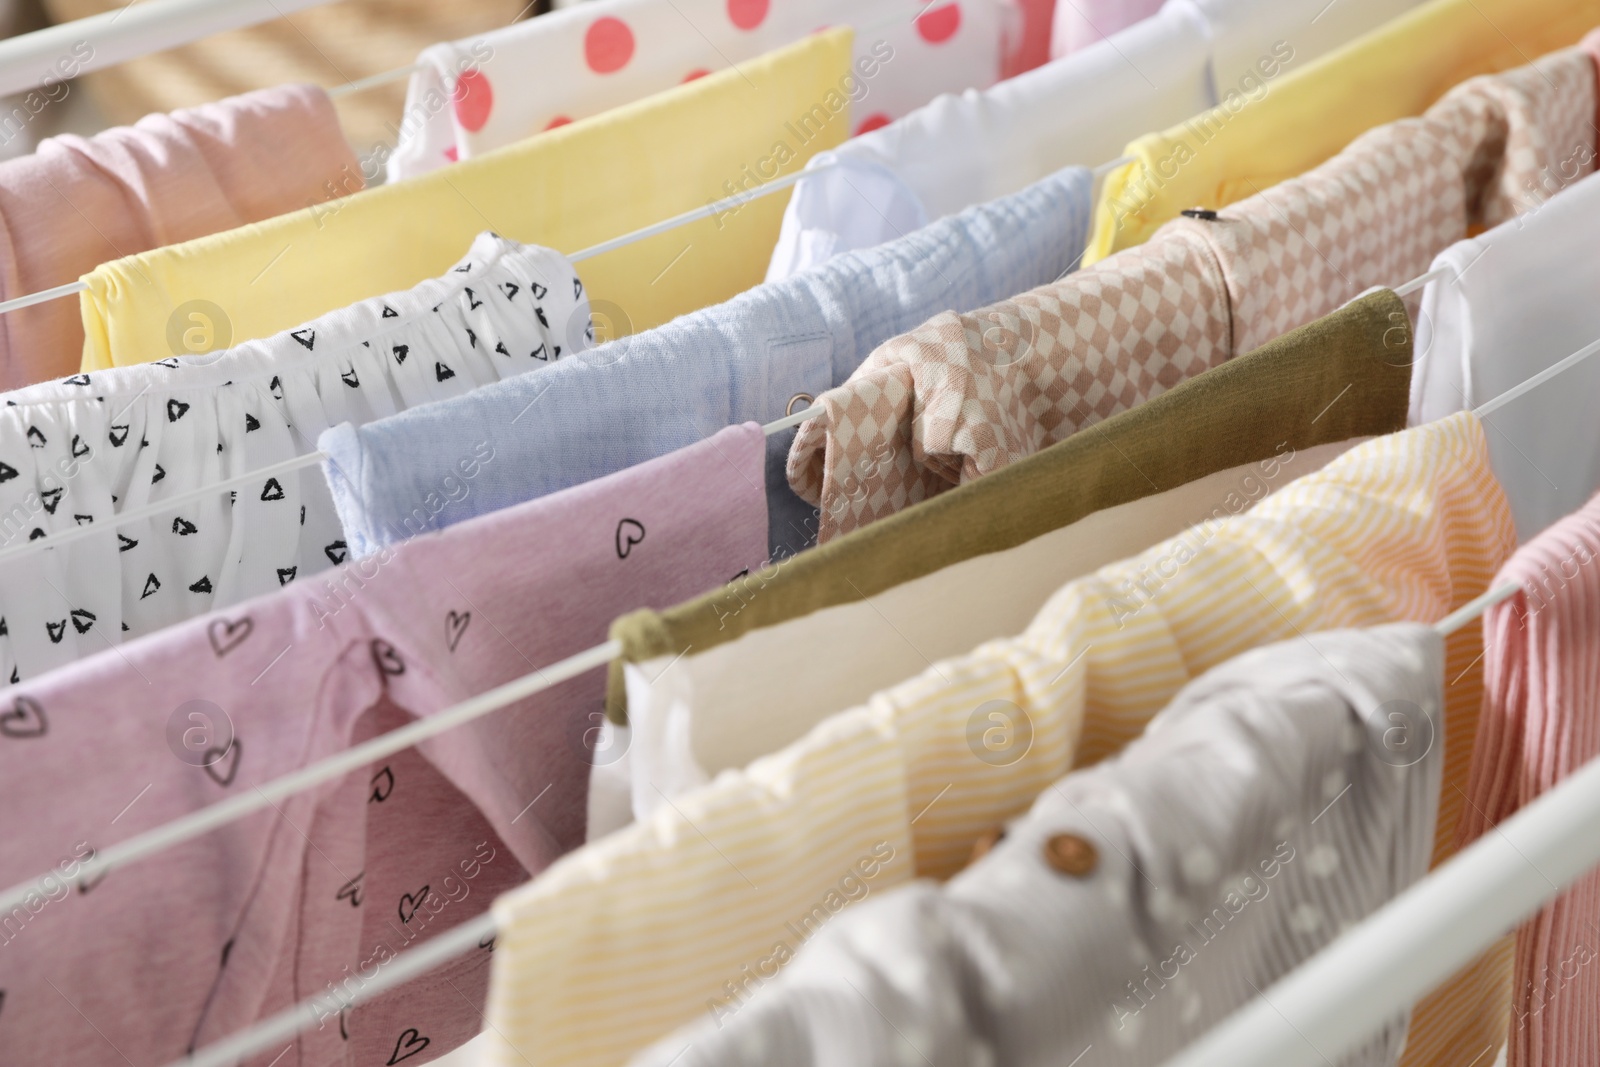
[606,289,1415,722]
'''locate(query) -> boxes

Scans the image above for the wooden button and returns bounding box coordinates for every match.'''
[1043,833,1098,876]
[967,826,1005,866]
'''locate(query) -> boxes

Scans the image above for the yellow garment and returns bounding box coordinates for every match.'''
[1085,0,1600,263]
[483,414,1515,1067]
[78,30,852,371]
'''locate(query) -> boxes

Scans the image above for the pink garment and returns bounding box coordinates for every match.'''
[0,84,359,390]
[0,424,767,1066]
[1585,29,1600,131]
[788,44,1599,542]
[1049,0,1164,58]
[1458,491,1600,1067]
[1004,0,1058,77]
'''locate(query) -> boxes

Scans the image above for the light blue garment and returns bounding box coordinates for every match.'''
[320,166,1092,562]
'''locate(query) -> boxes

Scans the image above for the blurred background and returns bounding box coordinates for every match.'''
[0,0,572,171]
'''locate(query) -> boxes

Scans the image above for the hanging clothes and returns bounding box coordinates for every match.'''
[1050,0,1164,58]
[387,0,1005,182]
[0,85,358,390]
[1457,490,1600,1067]
[765,3,1214,283]
[788,45,1596,540]
[631,625,1445,1067]
[1086,0,1600,262]
[76,30,853,373]
[317,165,1093,564]
[478,414,1512,1067]
[0,234,586,684]
[0,422,768,1066]
[602,437,1359,833]
[1413,165,1600,542]
[610,287,1412,729]
[766,0,1423,282]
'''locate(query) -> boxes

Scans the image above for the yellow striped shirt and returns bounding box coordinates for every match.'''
[484,413,1516,1067]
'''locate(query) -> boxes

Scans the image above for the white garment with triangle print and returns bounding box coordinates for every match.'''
[0,232,590,683]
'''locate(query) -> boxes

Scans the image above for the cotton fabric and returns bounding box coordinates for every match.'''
[1459,491,1600,1067]
[0,233,586,684]
[0,422,768,1066]
[612,288,1414,721]
[482,414,1516,1067]
[77,31,852,372]
[0,85,358,390]
[767,0,1423,281]
[319,165,1093,566]
[633,624,1444,1067]
[1050,0,1164,58]
[1087,0,1600,262]
[387,0,1002,182]
[766,3,1212,283]
[789,48,1597,540]
[1413,170,1600,543]
[613,436,1360,824]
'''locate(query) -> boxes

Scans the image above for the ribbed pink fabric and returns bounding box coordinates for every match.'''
[1583,29,1600,131]
[0,84,359,389]
[1005,0,1058,77]
[1459,490,1600,1067]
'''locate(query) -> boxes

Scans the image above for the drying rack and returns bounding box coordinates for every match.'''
[0,2,1591,1065]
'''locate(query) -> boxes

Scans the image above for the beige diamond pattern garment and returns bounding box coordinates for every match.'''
[1431,45,1598,229]
[1182,115,1461,356]
[789,47,1597,541]
[783,229,1232,531]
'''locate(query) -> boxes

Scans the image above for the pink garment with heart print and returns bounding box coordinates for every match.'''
[1458,490,1600,1067]
[0,84,360,390]
[0,423,767,1066]
[786,44,1599,542]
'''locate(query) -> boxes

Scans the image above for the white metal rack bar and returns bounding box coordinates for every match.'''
[1160,750,1600,1067]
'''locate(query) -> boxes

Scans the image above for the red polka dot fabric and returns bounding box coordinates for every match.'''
[855,112,893,135]
[727,0,770,31]
[915,2,963,44]
[584,16,636,73]
[451,68,494,132]
[388,0,1010,182]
